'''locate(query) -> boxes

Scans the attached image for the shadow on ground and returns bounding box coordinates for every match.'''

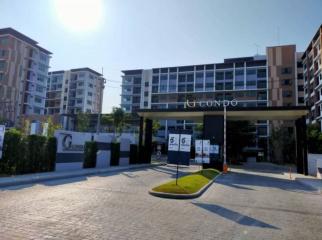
[192,202,280,229]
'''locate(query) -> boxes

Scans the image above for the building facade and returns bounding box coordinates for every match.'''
[302,24,322,130]
[121,45,302,151]
[0,28,51,126]
[46,68,105,115]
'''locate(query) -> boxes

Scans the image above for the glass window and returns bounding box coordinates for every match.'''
[186,84,194,92]
[225,71,233,80]
[178,85,186,92]
[257,80,266,89]
[216,83,224,90]
[152,86,158,93]
[152,75,159,84]
[0,60,6,71]
[187,73,194,83]
[178,74,186,83]
[235,81,244,90]
[281,67,292,74]
[257,68,266,78]
[246,69,257,81]
[216,72,224,80]
[225,82,233,90]
[235,69,244,81]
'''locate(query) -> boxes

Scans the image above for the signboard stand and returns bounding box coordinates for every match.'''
[167,130,192,185]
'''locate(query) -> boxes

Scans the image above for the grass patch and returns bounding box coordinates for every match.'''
[152,169,220,194]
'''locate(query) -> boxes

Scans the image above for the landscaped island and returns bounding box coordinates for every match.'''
[152,169,220,195]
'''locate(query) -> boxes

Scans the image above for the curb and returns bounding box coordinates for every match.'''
[295,179,322,194]
[149,172,222,199]
[0,163,165,188]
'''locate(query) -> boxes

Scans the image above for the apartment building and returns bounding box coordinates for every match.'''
[46,68,105,115]
[302,24,322,130]
[121,45,302,151]
[0,28,51,126]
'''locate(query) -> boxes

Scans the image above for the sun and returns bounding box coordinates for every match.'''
[53,0,104,32]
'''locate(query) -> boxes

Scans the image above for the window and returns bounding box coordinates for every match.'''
[40,53,47,62]
[216,72,224,80]
[298,85,304,91]
[0,49,7,57]
[282,90,292,97]
[0,37,9,45]
[224,71,233,80]
[145,82,149,87]
[87,100,92,105]
[257,69,266,78]
[0,73,5,81]
[34,96,42,104]
[282,79,291,85]
[133,87,141,94]
[78,81,84,87]
[144,91,149,97]
[88,92,93,96]
[216,83,224,90]
[257,80,266,89]
[235,81,244,89]
[186,74,194,83]
[0,60,6,70]
[195,72,204,91]
[133,77,141,84]
[281,67,292,74]
[36,85,44,93]
[38,63,47,72]
[144,101,148,107]
[33,107,41,114]
[225,82,233,90]
[76,99,83,104]
[88,83,93,88]
[152,86,158,93]
[152,76,159,84]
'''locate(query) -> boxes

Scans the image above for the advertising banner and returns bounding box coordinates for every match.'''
[179,134,191,152]
[203,140,210,163]
[168,134,180,151]
[195,140,203,163]
[0,125,5,159]
[210,144,219,154]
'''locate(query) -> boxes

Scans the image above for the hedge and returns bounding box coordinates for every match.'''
[110,142,120,166]
[83,141,98,168]
[0,129,57,175]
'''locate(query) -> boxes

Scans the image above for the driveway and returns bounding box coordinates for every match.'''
[0,164,321,240]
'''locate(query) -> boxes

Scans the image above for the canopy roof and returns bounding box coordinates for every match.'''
[137,106,308,121]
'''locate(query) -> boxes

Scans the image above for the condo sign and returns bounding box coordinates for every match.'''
[185,99,238,108]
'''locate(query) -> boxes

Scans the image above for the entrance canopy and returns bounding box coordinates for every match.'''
[137,106,308,121]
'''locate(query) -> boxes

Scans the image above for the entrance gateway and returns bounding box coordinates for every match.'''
[137,104,309,175]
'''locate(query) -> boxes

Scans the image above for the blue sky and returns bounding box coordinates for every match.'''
[1,0,322,113]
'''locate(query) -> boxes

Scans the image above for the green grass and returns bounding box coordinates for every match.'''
[152,169,220,194]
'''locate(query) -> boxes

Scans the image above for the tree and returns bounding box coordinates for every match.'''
[45,116,61,137]
[110,107,132,136]
[270,125,296,164]
[152,121,161,136]
[307,124,322,153]
[76,112,90,132]
[100,114,114,132]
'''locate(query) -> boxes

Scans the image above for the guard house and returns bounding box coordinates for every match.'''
[137,105,309,175]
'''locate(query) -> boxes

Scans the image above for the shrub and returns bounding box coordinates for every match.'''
[83,141,98,168]
[46,137,57,171]
[27,135,47,173]
[0,129,58,175]
[1,129,24,174]
[110,142,120,166]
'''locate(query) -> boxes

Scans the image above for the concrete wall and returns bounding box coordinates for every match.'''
[308,154,322,178]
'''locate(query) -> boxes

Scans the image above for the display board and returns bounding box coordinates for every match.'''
[195,140,203,163]
[202,140,210,163]
[167,130,192,166]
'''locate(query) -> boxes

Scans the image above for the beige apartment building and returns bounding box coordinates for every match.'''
[0,28,51,126]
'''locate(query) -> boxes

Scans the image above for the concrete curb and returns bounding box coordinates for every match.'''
[0,163,165,188]
[149,172,222,199]
[295,178,322,194]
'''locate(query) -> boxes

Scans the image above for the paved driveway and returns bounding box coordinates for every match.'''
[0,164,321,240]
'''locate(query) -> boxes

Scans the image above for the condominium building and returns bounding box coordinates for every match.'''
[0,28,51,126]
[121,45,302,151]
[302,24,322,130]
[46,68,105,115]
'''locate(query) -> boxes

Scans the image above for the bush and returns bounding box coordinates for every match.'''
[1,129,24,174]
[110,142,120,166]
[27,135,47,173]
[46,137,57,171]
[0,129,58,175]
[83,141,98,168]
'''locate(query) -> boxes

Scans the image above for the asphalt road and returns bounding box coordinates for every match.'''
[0,164,321,240]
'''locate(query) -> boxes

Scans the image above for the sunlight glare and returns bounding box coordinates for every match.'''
[53,0,104,32]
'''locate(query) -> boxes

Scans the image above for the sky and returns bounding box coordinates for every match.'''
[0,0,322,113]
